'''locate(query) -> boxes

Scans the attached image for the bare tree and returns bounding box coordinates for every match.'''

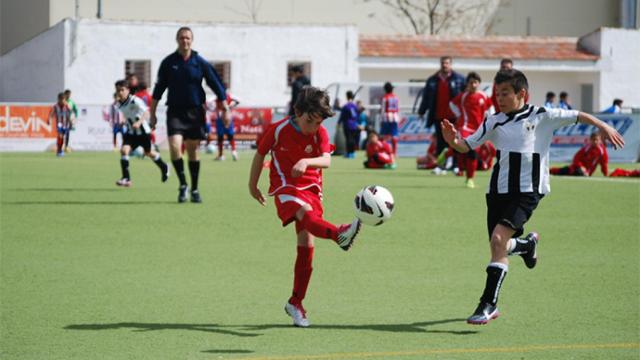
[223,0,264,23]
[364,0,501,35]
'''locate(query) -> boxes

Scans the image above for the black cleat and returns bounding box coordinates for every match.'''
[521,232,539,269]
[467,302,499,325]
[190,189,202,203]
[178,185,189,203]
[161,164,170,183]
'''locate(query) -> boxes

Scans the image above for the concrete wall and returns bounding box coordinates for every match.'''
[0,20,65,102]
[596,28,640,110]
[0,0,50,55]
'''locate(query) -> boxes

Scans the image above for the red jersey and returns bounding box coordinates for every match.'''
[571,143,608,176]
[381,93,400,122]
[366,139,392,159]
[49,103,73,128]
[449,91,491,137]
[257,118,332,195]
[435,74,451,120]
[477,142,497,170]
[134,89,152,107]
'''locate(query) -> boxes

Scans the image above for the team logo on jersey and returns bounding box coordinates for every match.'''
[524,120,535,131]
[304,145,313,153]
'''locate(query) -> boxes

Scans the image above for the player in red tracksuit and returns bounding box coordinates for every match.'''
[364,131,395,169]
[449,72,492,188]
[248,86,362,328]
[550,132,608,176]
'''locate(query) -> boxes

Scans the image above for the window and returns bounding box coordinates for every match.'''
[287,62,312,87]
[124,60,151,87]
[210,61,231,88]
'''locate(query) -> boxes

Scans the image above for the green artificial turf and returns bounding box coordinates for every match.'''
[1,151,638,359]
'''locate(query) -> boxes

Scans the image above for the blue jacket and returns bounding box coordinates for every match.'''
[152,50,226,108]
[338,101,359,131]
[417,71,465,127]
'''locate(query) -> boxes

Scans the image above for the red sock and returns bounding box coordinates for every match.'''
[57,136,63,153]
[230,139,236,151]
[300,212,338,241]
[466,157,477,179]
[217,141,223,156]
[290,246,314,305]
[391,137,398,155]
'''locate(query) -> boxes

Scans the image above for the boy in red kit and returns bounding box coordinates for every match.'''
[248,86,361,328]
[449,72,492,188]
[48,92,74,157]
[364,132,396,169]
[550,132,608,176]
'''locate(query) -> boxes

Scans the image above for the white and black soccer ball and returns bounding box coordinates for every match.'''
[206,144,216,154]
[132,147,145,158]
[353,185,395,226]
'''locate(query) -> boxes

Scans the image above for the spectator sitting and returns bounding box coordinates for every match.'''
[364,131,396,169]
[550,132,608,176]
[417,136,438,170]
[601,98,623,114]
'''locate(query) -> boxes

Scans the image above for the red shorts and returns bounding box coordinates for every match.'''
[273,187,324,230]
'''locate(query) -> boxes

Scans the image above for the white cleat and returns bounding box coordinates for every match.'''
[284,302,310,327]
[232,150,238,161]
[214,155,225,161]
[336,219,361,251]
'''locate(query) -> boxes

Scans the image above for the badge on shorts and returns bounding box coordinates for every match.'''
[305,145,313,153]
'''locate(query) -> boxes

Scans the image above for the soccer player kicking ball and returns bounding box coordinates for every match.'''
[248,86,361,328]
[114,80,170,187]
[441,69,624,325]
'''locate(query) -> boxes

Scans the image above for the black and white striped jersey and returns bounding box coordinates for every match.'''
[117,95,150,136]
[464,105,579,195]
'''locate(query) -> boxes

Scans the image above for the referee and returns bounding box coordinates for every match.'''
[150,26,229,203]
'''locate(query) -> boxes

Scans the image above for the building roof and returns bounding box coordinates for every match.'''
[360,35,599,61]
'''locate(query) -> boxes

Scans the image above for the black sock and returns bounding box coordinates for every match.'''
[153,155,167,171]
[172,158,187,186]
[479,263,508,306]
[188,160,200,191]
[120,157,130,180]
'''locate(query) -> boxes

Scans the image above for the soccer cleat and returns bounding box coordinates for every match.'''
[521,232,540,269]
[232,150,238,161]
[56,151,65,157]
[178,185,189,203]
[465,179,476,188]
[161,164,170,183]
[336,219,361,251]
[284,301,310,327]
[214,155,225,161]
[115,178,132,187]
[467,302,500,325]
[190,189,202,203]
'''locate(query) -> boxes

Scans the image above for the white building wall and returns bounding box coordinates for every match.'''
[597,28,640,110]
[63,19,358,107]
[0,21,65,102]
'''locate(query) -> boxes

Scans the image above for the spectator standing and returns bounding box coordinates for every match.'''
[544,91,556,108]
[417,56,465,156]
[601,99,623,114]
[380,82,401,155]
[558,91,572,110]
[288,65,311,116]
[337,91,360,159]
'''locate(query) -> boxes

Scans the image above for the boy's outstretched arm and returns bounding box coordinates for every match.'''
[291,153,331,178]
[249,152,266,206]
[441,119,470,153]
[577,112,625,149]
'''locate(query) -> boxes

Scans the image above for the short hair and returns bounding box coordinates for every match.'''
[57,92,65,99]
[613,98,623,106]
[590,131,602,140]
[466,72,481,84]
[346,90,355,100]
[500,58,513,66]
[546,91,556,99]
[291,65,304,74]
[383,82,394,93]
[64,89,71,95]
[494,69,529,93]
[440,55,452,62]
[560,91,568,99]
[294,86,335,119]
[176,26,193,39]
[114,79,129,89]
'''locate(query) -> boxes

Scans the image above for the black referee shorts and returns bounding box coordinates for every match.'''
[123,133,152,152]
[486,192,544,239]
[166,106,207,140]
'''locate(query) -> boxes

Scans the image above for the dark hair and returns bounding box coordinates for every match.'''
[294,86,335,119]
[138,81,147,89]
[176,26,193,39]
[291,65,304,74]
[346,90,355,100]
[440,55,452,62]
[57,92,65,99]
[466,72,481,84]
[64,89,71,94]
[546,91,556,99]
[613,98,623,106]
[114,79,129,89]
[494,69,528,93]
[500,58,513,66]
[383,82,394,94]
[560,91,568,99]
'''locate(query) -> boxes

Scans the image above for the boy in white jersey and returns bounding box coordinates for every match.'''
[442,69,625,325]
[114,80,170,187]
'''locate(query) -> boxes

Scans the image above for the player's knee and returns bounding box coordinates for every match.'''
[490,232,507,247]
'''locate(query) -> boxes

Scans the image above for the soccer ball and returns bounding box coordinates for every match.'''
[206,144,216,154]
[132,147,145,158]
[353,185,395,226]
